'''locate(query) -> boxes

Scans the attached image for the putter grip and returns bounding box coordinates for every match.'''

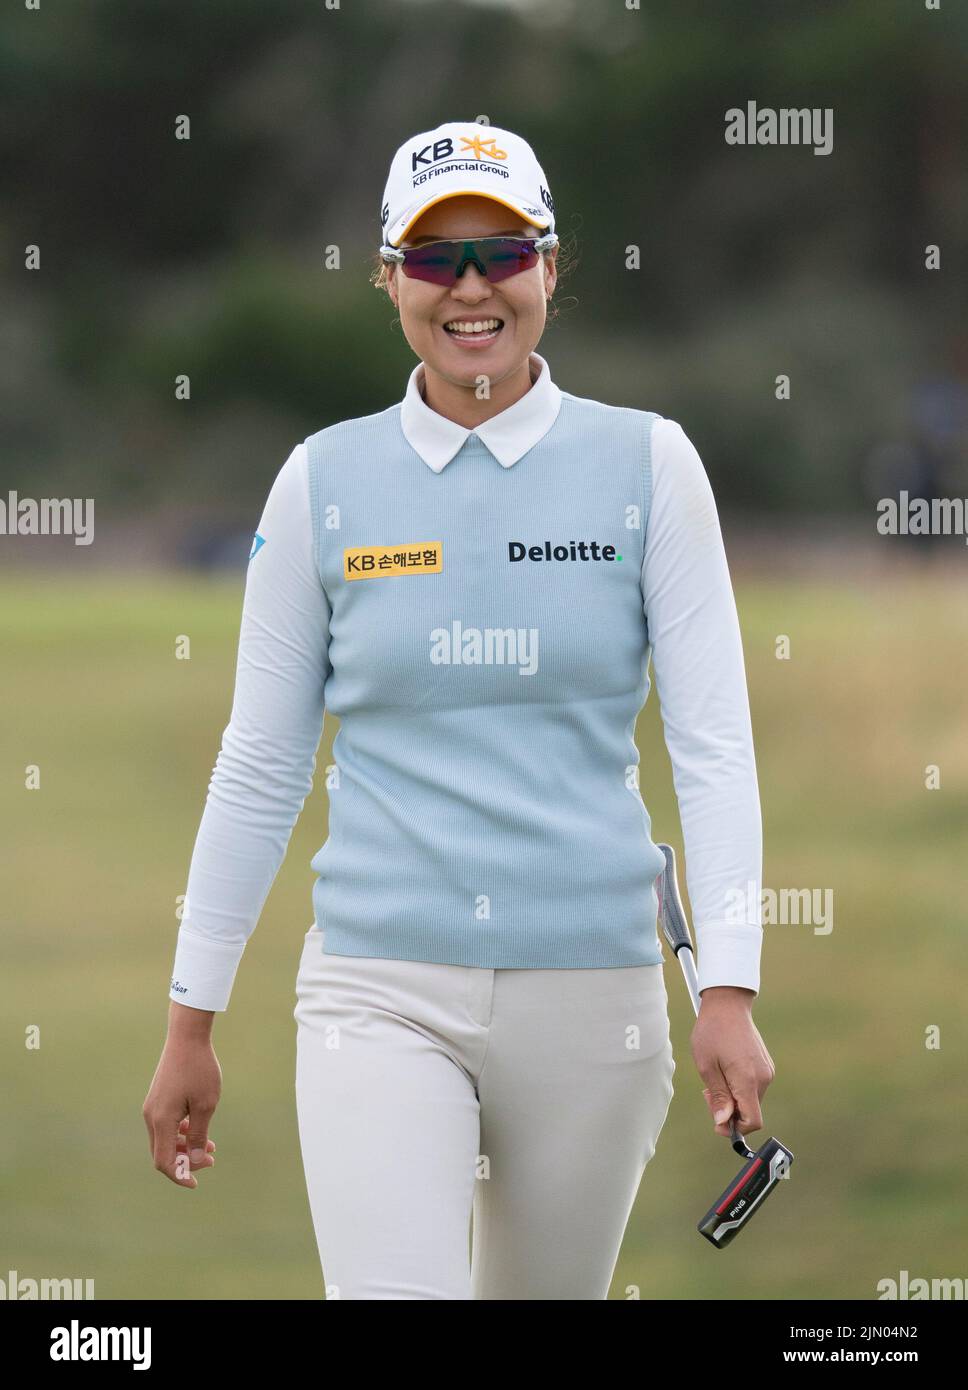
[656,844,693,954]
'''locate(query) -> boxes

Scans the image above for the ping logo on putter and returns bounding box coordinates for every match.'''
[699,1138,796,1248]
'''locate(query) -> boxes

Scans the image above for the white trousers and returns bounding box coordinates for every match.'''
[293,924,676,1300]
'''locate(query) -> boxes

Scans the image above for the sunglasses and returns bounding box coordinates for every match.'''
[380,233,558,287]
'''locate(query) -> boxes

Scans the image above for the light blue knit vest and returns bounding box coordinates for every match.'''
[304,392,667,967]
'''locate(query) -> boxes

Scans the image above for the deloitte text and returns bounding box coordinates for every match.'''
[508,540,620,562]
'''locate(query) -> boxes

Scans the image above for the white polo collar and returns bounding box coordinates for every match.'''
[399,350,562,473]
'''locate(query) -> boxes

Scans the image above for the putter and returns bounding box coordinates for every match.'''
[655,843,794,1248]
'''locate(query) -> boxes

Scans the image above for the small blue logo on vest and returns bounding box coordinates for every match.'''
[249,532,266,561]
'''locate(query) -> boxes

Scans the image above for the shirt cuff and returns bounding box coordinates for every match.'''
[169,927,246,1013]
[694,923,763,997]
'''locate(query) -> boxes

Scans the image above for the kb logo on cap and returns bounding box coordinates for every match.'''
[411,134,508,171]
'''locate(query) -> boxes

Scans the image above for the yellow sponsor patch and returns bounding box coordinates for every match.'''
[343,541,443,580]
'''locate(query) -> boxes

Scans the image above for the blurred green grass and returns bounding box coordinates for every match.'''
[2,567,965,1300]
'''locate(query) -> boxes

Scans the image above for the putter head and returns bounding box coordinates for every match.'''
[699,1136,795,1248]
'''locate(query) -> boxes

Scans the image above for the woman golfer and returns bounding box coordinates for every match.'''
[144,119,774,1300]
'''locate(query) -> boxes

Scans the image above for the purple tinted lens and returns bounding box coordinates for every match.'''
[484,240,539,283]
[402,238,538,285]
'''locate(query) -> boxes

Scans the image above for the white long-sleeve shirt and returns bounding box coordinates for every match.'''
[170,352,762,1011]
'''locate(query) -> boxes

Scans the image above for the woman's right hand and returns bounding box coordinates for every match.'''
[143,1002,222,1188]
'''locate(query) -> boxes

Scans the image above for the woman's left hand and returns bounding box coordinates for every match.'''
[690,986,775,1140]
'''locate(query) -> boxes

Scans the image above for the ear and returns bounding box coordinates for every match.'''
[544,246,558,298]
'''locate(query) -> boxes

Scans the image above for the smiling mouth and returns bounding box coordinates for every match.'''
[442,318,505,342]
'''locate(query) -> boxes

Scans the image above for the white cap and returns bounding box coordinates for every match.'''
[379,119,556,250]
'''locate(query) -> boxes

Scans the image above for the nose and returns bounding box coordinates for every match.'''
[449,263,492,303]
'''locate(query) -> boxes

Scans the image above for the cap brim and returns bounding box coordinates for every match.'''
[390,191,551,247]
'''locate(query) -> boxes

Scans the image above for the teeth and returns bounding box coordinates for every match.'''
[444,319,502,334]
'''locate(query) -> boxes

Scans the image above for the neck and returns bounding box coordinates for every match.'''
[420,356,537,428]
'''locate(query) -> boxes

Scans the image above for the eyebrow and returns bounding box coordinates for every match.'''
[408,229,528,245]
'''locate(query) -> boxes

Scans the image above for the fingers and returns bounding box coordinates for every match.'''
[145,1107,189,1187]
[175,1116,216,1176]
[728,1088,764,1135]
[179,1105,216,1184]
[177,1116,216,1152]
[144,1107,216,1187]
[701,1083,736,1136]
[701,1066,739,1135]
[693,1015,775,1138]
[702,1082,763,1137]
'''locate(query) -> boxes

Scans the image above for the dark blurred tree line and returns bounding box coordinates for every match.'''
[1,0,965,520]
